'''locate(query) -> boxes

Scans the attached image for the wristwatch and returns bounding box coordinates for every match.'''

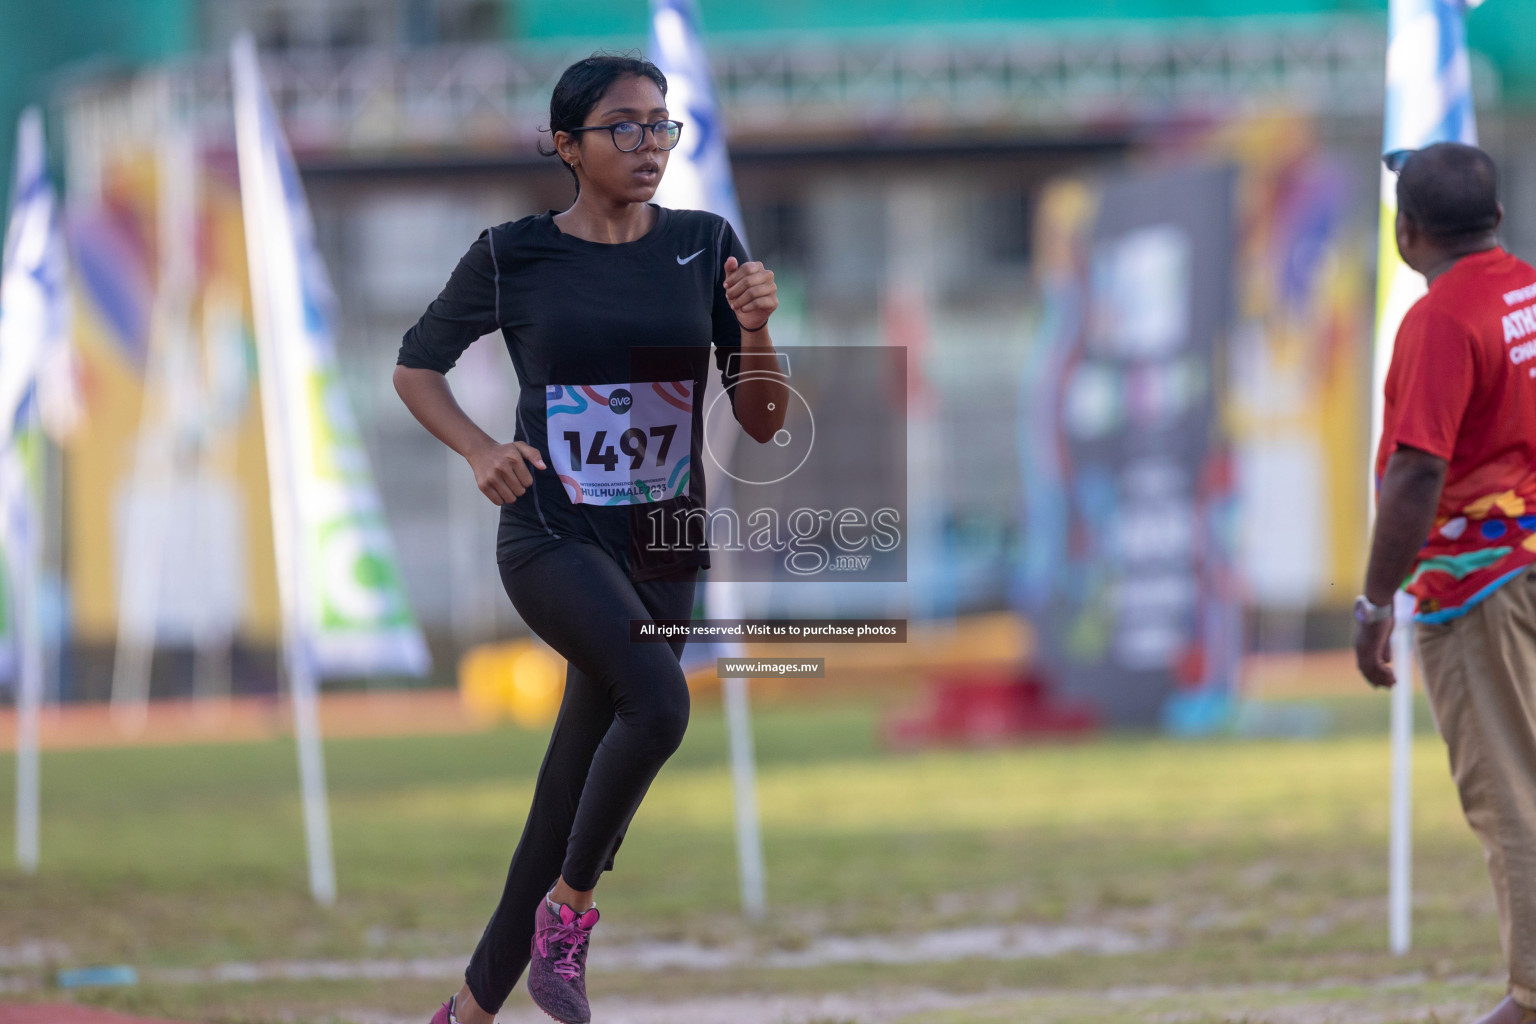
[1354,594,1393,625]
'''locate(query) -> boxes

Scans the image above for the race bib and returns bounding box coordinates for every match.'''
[545,381,694,505]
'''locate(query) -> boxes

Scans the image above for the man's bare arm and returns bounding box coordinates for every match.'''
[1355,445,1448,688]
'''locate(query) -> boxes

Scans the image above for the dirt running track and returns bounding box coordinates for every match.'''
[0,1007,195,1024]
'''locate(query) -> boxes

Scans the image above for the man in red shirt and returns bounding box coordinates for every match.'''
[1358,142,1536,1024]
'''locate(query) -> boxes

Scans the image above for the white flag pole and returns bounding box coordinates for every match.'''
[2,107,63,873]
[231,33,336,905]
[110,73,194,735]
[14,548,40,872]
[289,653,336,904]
[1371,0,1482,955]
[651,0,768,918]
[1389,589,1416,954]
[723,678,766,917]
[721,675,764,914]
[712,572,766,918]
[13,519,41,871]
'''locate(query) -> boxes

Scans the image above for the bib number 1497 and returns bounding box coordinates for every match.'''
[562,424,676,473]
[545,381,693,505]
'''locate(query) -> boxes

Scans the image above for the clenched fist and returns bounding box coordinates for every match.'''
[467,440,547,506]
[724,256,777,332]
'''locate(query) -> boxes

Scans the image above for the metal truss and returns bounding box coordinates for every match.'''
[715,19,1396,133]
[59,16,1453,162]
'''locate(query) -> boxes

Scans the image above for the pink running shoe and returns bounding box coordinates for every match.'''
[428,996,456,1024]
[527,899,599,1024]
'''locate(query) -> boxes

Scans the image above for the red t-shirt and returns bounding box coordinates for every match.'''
[1376,247,1536,622]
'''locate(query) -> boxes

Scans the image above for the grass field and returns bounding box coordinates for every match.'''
[0,689,1513,1023]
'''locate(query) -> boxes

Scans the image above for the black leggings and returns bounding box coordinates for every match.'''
[465,541,696,1013]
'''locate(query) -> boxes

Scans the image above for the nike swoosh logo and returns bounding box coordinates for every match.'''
[676,248,705,265]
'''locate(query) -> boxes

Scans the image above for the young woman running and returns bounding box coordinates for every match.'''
[394,54,786,1024]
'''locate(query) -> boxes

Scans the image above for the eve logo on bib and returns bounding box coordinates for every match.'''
[546,381,693,505]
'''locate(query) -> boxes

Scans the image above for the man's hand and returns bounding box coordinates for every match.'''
[1354,444,1447,690]
[724,256,777,332]
[1354,614,1396,689]
[466,440,546,506]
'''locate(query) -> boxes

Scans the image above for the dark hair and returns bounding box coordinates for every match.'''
[1397,142,1501,243]
[538,52,668,196]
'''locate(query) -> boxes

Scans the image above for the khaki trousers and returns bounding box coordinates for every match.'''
[1419,570,1536,1010]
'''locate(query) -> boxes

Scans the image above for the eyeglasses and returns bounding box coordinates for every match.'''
[1382,149,1415,174]
[566,119,684,153]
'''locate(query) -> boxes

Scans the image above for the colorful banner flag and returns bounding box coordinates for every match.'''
[2,105,68,871]
[0,107,67,685]
[1016,165,1239,731]
[231,40,428,679]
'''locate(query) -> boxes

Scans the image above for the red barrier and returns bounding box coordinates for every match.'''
[882,669,1099,748]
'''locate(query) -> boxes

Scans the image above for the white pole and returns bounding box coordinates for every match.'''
[722,672,765,919]
[189,444,236,717]
[106,413,166,735]
[110,75,189,736]
[193,284,247,722]
[1370,0,1480,954]
[702,347,768,918]
[1388,588,1416,954]
[648,0,768,917]
[703,415,767,919]
[3,106,52,872]
[15,562,42,872]
[288,642,336,904]
[182,103,234,717]
[1368,28,1424,961]
[232,33,336,905]
[10,438,44,874]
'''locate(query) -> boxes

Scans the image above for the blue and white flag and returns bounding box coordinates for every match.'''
[648,6,767,918]
[0,107,67,683]
[1371,0,1484,456]
[648,0,751,661]
[232,37,429,679]
[649,0,747,243]
[0,109,67,447]
[1384,0,1480,155]
[1371,2,1486,952]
